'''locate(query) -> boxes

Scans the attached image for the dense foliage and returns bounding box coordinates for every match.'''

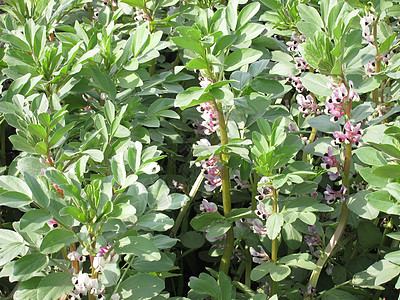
[1,0,400,299]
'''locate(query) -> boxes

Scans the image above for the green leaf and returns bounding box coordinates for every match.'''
[185,57,208,69]
[20,210,52,231]
[13,277,41,300]
[138,212,174,231]
[321,289,358,300]
[108,203,136,220]
[225,48,263,71]
[132,23,150,57]
[9,135,35,153]
[358,222,381,249]
[360,167,389,188]
[180,231,205,248]
[12,253,48,281]
[37,272,74,300]
[23,173,50,209]
[40,229,78,254]
[297,4,324,28]
[269,264,291,282]
[299,211,316,225]
[190,211,224,231]
[347,191,379,220]
[208,219,231,239]
[373,165,400,179]
[59,206,86,223]
[116,236,161,261]
[175,87,204,108]
[265,213,284,240]
[282,223,302,250]
[250,78,284,95]
[236,2,260,29]
[172,37,204,56]
[119,273,164,300]
[27,124,47,139]
[90,68,117,100]
[111,153,126,186]
[308,115,340,133]
[189,273,219,298]
[386,183,400,201]
[366,190,400,214]
[354,147,387,166]
[300,73,332,97]
[0,191,31,208]
[218,272,232,300]
[213,35,237,56]
[121,0,146,8]
[0,242,26,266]
[370,142,400,160]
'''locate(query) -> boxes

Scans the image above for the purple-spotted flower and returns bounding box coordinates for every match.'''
[47,219,58,229]
[286,32,306,53]
[294,57,308,73]
[296,94,320,116]
[304,225,323,247]
[199,199,218,212]
[360,13,375,43]
[325,81,358,123]
[321,146,342,180]
[68,251,86,262]
[196,102,219,135]
[249,245,270,264]
[332,121,362,147]
[324,184,348,204]
[70,272,105,299]
[195,140,222,191]
[255,201,270,220]
[93,245,118,272]
[288,74,305,92]
[249,219,268,235]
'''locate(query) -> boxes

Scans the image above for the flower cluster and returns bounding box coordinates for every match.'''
[324,184,348,204]
[286,32,306,54]
[93,245,119,272]
[196,102,219,135]
[294,57,308,73]
[296,94,320,116]
[324,81,357,122]
[195,139,222,191]
[287,74,305,92]
[304,225,323,247]
[249,245,270,264]
[364,54,391,74]
[360,14,375,43]
[321,146,342,181]
[332,121,363,147]
[70,273,105,299]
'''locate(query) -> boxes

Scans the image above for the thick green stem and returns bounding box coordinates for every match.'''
[270,189,279,296]
[372,15,381,106]
[308,87,353,290]
[214,99,234,274]
[170,171,204,237]
[302,127,318,162]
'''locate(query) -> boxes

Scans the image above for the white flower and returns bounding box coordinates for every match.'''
[93,256,105,272]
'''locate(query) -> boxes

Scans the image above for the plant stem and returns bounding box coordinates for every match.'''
[308,83,353,290]
[270,188,279,296]
[214,99,234,274]
[372,15,381,107]
[170,171,204,237]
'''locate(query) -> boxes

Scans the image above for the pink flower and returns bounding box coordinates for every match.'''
[321,146,342,180]
[196,102,219,135]
[288,74,305,92]
[297,94,320,116]
[249,246,270,264]
[47,219,58,229]
[199,199,218,212]
[324,184,348,204]
[294,57,308,72]
[249,219,268,235]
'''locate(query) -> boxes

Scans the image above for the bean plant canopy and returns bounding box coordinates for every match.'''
[0,0,400,299]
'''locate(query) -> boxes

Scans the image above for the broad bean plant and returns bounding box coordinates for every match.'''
[0,0,400,299]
